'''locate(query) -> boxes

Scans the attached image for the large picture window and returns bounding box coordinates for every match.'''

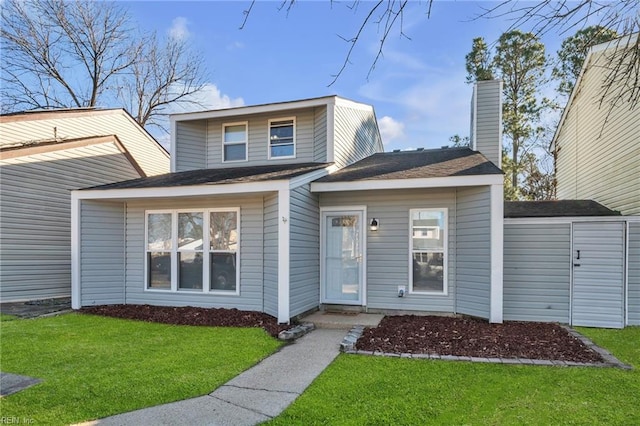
[145,209,240,294]
[410,209,447,294]
[268,118,295,158]
[223,122,247,162]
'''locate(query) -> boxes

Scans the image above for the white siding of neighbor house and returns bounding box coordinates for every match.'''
[503,223,571,323]
[628,222,640,325]
[263,194,279,317]
[204,108,320,168]
[572,221,626,328]
[121,195,266,311]
[80,201,126,306]
[455,186,491,319]
[555,49,640,215]
[332,103,383,168]
[0,143,142,302]
[175,121,207,172]
[319,188,457,313]
[289,184,320,317]
[0,110,169,176]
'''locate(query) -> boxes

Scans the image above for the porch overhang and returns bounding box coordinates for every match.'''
[310,174,503,192]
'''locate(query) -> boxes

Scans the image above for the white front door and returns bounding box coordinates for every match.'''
[321,209,365,305]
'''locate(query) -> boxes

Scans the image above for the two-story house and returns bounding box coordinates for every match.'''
[0,108,169,303]
[71,83,505,325]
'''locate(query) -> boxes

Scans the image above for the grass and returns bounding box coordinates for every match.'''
[0,313,282,425]
[269,326,640,425]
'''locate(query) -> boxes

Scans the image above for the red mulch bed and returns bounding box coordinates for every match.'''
[81,304,290,338]
[356,315,604,363]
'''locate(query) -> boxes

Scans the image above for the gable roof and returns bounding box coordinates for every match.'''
[0,108,169,175]
[504,200,621,218]
[550,33,639,151]
[83,162,331,191]
[0,135,146,177]
[314,147,502,183]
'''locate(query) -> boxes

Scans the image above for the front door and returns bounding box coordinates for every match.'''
[321,209,364,305]
[572,222,625,328]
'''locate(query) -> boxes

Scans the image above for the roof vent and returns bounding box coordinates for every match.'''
[393,149,401,153]
[441,145,448,149]
[417,147,424,151]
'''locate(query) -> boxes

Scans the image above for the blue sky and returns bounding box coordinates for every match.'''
[126,1,564,151]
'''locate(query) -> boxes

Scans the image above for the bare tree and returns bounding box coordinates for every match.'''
[1,0,207,130]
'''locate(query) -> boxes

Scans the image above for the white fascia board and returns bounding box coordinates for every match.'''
[489,183,504,324]
[171,96,337,122]
[74,180,289,200]
[71,192,81,309]
[277,188,291,324]
[504,216,637,225]
[288,165,338,189]
[310,174,503,193]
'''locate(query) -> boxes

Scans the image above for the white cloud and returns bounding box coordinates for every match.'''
[168,83,245,114]
[168,17,191,41]
[378,116,405,145]
[226,41,245,51]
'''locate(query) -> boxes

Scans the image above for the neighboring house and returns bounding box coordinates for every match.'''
[552,34,640,215]
[0,108,170,302]
[72,84,506,325]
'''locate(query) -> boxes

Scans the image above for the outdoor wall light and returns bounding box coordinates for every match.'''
[370,218,379,231]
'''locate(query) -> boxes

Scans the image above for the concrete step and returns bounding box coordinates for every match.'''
[302,311,384,329]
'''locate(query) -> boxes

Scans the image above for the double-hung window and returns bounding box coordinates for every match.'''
[269,118,295,158]
[145,209,240,294]
[410,209,447,294]
[223,122,247,162]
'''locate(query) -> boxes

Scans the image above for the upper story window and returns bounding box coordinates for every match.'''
[269,118,295,159]
[223,122,248,162]
[410,208,447,295]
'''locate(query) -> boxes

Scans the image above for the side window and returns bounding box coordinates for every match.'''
[223,122,247,162]
[269,118,295,159]
[410,209,447,294]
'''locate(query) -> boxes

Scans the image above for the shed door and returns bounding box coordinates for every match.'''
[572,222,625,328]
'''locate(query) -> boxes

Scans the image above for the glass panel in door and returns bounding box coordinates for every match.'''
[324,213,362,303]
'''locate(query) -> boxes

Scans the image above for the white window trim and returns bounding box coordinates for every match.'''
[268,117,296,160]
[144,208,241,296]
[409,208,448,296]
[222,121,248,163]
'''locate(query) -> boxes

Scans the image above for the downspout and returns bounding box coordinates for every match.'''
[489,183,504,323]
[277,188,291,324]
[71,192,81,309]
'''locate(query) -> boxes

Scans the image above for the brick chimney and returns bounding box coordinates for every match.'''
[470,80,502,168]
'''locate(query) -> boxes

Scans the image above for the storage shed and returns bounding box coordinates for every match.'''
[503,200,639,328]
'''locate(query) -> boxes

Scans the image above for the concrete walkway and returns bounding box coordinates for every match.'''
[80,328,346,426]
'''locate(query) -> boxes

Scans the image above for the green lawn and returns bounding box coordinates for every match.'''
[0,313,282,425]
[269,326,640,425]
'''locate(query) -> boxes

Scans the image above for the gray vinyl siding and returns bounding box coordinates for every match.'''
[80,201,126,306]
[313,107,328,162]
[471,80,501,167]
[555,49,640,215]
[628,222,640,325]
[319,188,456,313]
[572,222,625,328]
[1,110,169,176]
[175,121,207,172]
[122,195,266,311]
[205,108,320,168]
[289,185,320,317]
[456,186,491,319]
[263,194,279,317]
[0,143,141,302]
[503,223,571,323]
[332,104,383,168]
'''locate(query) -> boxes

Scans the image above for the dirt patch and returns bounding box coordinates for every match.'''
[356,315,604,363]
[81,304,291,338]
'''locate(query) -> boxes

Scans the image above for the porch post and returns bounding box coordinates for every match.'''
[71,192,81,309]
[489,183,504,323]
[277,189,291,324]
